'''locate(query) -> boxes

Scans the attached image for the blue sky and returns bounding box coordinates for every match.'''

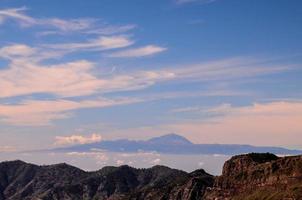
[0,0,302,152]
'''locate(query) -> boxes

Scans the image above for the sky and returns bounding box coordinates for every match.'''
[0,0,302,155]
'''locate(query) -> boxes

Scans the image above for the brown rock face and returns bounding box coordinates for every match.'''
[204,153,302,200]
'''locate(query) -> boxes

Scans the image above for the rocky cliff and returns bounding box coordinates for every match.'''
[0,153,302,200]
[204,153,302,200]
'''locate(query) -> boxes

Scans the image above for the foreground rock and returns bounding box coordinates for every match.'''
[0,153,302,200]
[204,153,302,200]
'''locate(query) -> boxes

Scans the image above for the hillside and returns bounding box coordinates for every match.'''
[0,153,302,200]
[0,160,213,200]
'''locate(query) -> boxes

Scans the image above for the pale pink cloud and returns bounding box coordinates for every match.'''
[0,45,290,100]
[0,44,36,58]
[0,44,175,99]
[0,146,17,152]
[0,43,294,127]
[166,101,302,146]
[0,98,139,126]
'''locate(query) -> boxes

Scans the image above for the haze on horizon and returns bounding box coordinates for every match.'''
[0,0,302,172]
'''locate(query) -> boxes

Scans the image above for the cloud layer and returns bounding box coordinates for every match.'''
[167,101,302,146]
[0,44,293,126]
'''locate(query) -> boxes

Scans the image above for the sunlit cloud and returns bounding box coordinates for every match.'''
[55,133,102,146]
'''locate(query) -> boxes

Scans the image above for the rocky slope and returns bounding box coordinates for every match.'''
[0,161,213,200]
[0,153,302,200]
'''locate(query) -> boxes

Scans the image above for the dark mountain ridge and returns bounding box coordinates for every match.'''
[51,133,302,155]
[1,153,302,199]
[0,160,213,200]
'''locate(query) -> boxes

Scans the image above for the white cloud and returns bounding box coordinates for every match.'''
[108,45,167,58]
[55,133,102,146]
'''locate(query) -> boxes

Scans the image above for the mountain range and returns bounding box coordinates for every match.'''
[1,153,302,200]
[52,133,302,155]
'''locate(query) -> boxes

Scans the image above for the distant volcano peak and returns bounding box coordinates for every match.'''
[147,133,193,145]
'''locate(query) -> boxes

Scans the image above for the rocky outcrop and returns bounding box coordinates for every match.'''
[204,153,302,200]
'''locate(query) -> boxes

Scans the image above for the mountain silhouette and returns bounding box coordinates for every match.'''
[51,133,302,155]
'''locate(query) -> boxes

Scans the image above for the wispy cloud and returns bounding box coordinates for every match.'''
[0,7,94,31]
[0,98,139,126]
[54,133,102,146]
[108,45,167,58]
[0,42,295,126]
[0,44,36,58]
[44,35,134,52]
[0,46,292,100]
[0,7,135,35]
[0,44,174,99]
[84,24,137,35]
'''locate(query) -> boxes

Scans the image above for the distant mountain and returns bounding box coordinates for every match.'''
[147,133,193,145]
[52,133,302,155]
[1,153,302,199]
